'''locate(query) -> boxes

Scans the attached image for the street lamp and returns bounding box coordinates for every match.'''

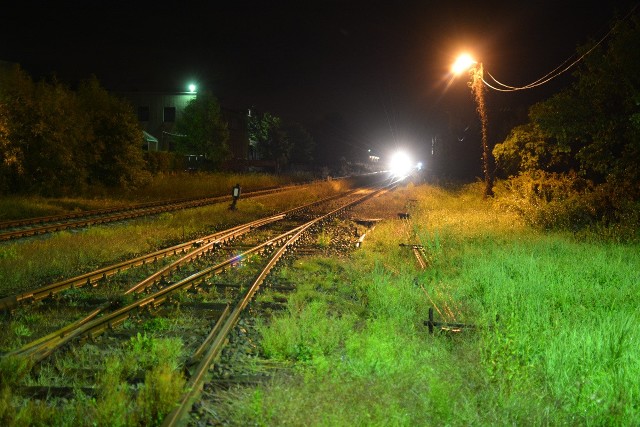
[452,54,493,197]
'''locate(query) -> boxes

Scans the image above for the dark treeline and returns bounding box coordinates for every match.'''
[0,65,150,196]
[0,66,321,197]
[490,12,640,231]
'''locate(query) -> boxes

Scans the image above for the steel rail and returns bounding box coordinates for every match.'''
[6,219,310,362]
[4,188,376,364]
[0,217,279,311]
[161,185,390,427]
[0,185,310,230]
[0,184,310,242]
[0,190,355,312]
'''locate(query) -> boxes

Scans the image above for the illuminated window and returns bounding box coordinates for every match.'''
[163,107,176,122]
[137,106,150,121]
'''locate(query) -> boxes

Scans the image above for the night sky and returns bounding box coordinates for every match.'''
[1,0,637,174]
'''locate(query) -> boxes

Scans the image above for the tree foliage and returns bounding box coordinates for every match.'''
[78,77,150,188]
[493,121,572,176]
[248,111,292,172]
[0,65,149,195]
[174,91,230,169]
[285,121,315,165]
[493,12,640,198]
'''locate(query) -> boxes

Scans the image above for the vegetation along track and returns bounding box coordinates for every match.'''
[0,184,307,242]
[0,181,392,425]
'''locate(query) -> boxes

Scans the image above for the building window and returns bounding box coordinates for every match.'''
[137,106,150,122]
[163,107,176,122]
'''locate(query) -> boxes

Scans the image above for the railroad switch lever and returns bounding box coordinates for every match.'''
[424,307,476,334]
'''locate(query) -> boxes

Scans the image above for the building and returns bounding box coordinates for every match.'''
[117,91,196,152]
[117,91,249,160]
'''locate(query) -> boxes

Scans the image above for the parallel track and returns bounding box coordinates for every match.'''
[0,184,304,242]
[2,183,390,420]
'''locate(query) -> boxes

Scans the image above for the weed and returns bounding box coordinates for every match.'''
[125,333,184,375]
[11,323,32,338]
[92,356,131,427]
[142,317,173,333]
[133,364,185,426]
[0,355,30,387]
[316,228,331,247]
[221,182,640,425]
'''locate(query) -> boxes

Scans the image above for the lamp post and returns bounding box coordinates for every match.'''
[452,54,493,197]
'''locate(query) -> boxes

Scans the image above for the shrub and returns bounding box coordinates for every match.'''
[493,170,639,236]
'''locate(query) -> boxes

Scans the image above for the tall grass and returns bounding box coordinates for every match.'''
[0,180,346,297]
[214,181,640,426]
[0,172,307,220]
[4,179,638,425]
[113,171,306,201]
[459,236,640,424]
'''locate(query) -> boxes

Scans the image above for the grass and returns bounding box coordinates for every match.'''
[2,327,188,425]
[211,181,640,426]
[0,179,348,297]
[2,178,638,425]
[0,171,307,221]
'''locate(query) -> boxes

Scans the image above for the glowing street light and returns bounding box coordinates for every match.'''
[452,54,476,75]
[188,83,197,93]
[452,53,493,197]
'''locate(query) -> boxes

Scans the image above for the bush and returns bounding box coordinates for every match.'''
[144,152,184,174]
[493,170,595,229]
[493,170,640,240]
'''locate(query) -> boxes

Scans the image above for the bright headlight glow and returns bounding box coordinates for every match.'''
[389,151,413,177]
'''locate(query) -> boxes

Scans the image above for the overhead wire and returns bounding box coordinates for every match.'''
[481,2,639,92]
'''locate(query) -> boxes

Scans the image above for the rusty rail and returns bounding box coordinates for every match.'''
[0,190,356,312]
[0,184,308,242]
[161,184,391,427]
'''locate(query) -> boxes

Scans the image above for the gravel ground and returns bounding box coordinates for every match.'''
[185,187,416,426]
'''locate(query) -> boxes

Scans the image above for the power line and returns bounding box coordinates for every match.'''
[482,2,639,92]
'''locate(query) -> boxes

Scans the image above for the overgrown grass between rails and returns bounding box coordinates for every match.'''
[213,182,640,426]
[0,172,309,221]
[0,181,348,297]
[0,333,186,426]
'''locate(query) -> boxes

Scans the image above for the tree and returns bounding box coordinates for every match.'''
[0,65,35,193]
[0,66,150,195]
[493,119,572,176]
[0,65,23,192]
[175,91,230,169]
[78,76,150,189]
[284,121,315,165]
[0,67,87,195]
[248,112,292,172]
[493,12,640,197]
[0,99,18,192]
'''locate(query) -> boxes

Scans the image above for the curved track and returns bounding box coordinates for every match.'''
[1,180,393,425]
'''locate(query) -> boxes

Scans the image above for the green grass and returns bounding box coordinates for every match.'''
[3,179,638,425]
[0,171,305,221]
[212,181,640,426]
[0,180,347,298]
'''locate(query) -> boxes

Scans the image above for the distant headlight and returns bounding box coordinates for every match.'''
[389,151,413,177]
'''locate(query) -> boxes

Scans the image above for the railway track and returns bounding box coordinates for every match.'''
[0,180,392,426]
[0,184,305,242]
